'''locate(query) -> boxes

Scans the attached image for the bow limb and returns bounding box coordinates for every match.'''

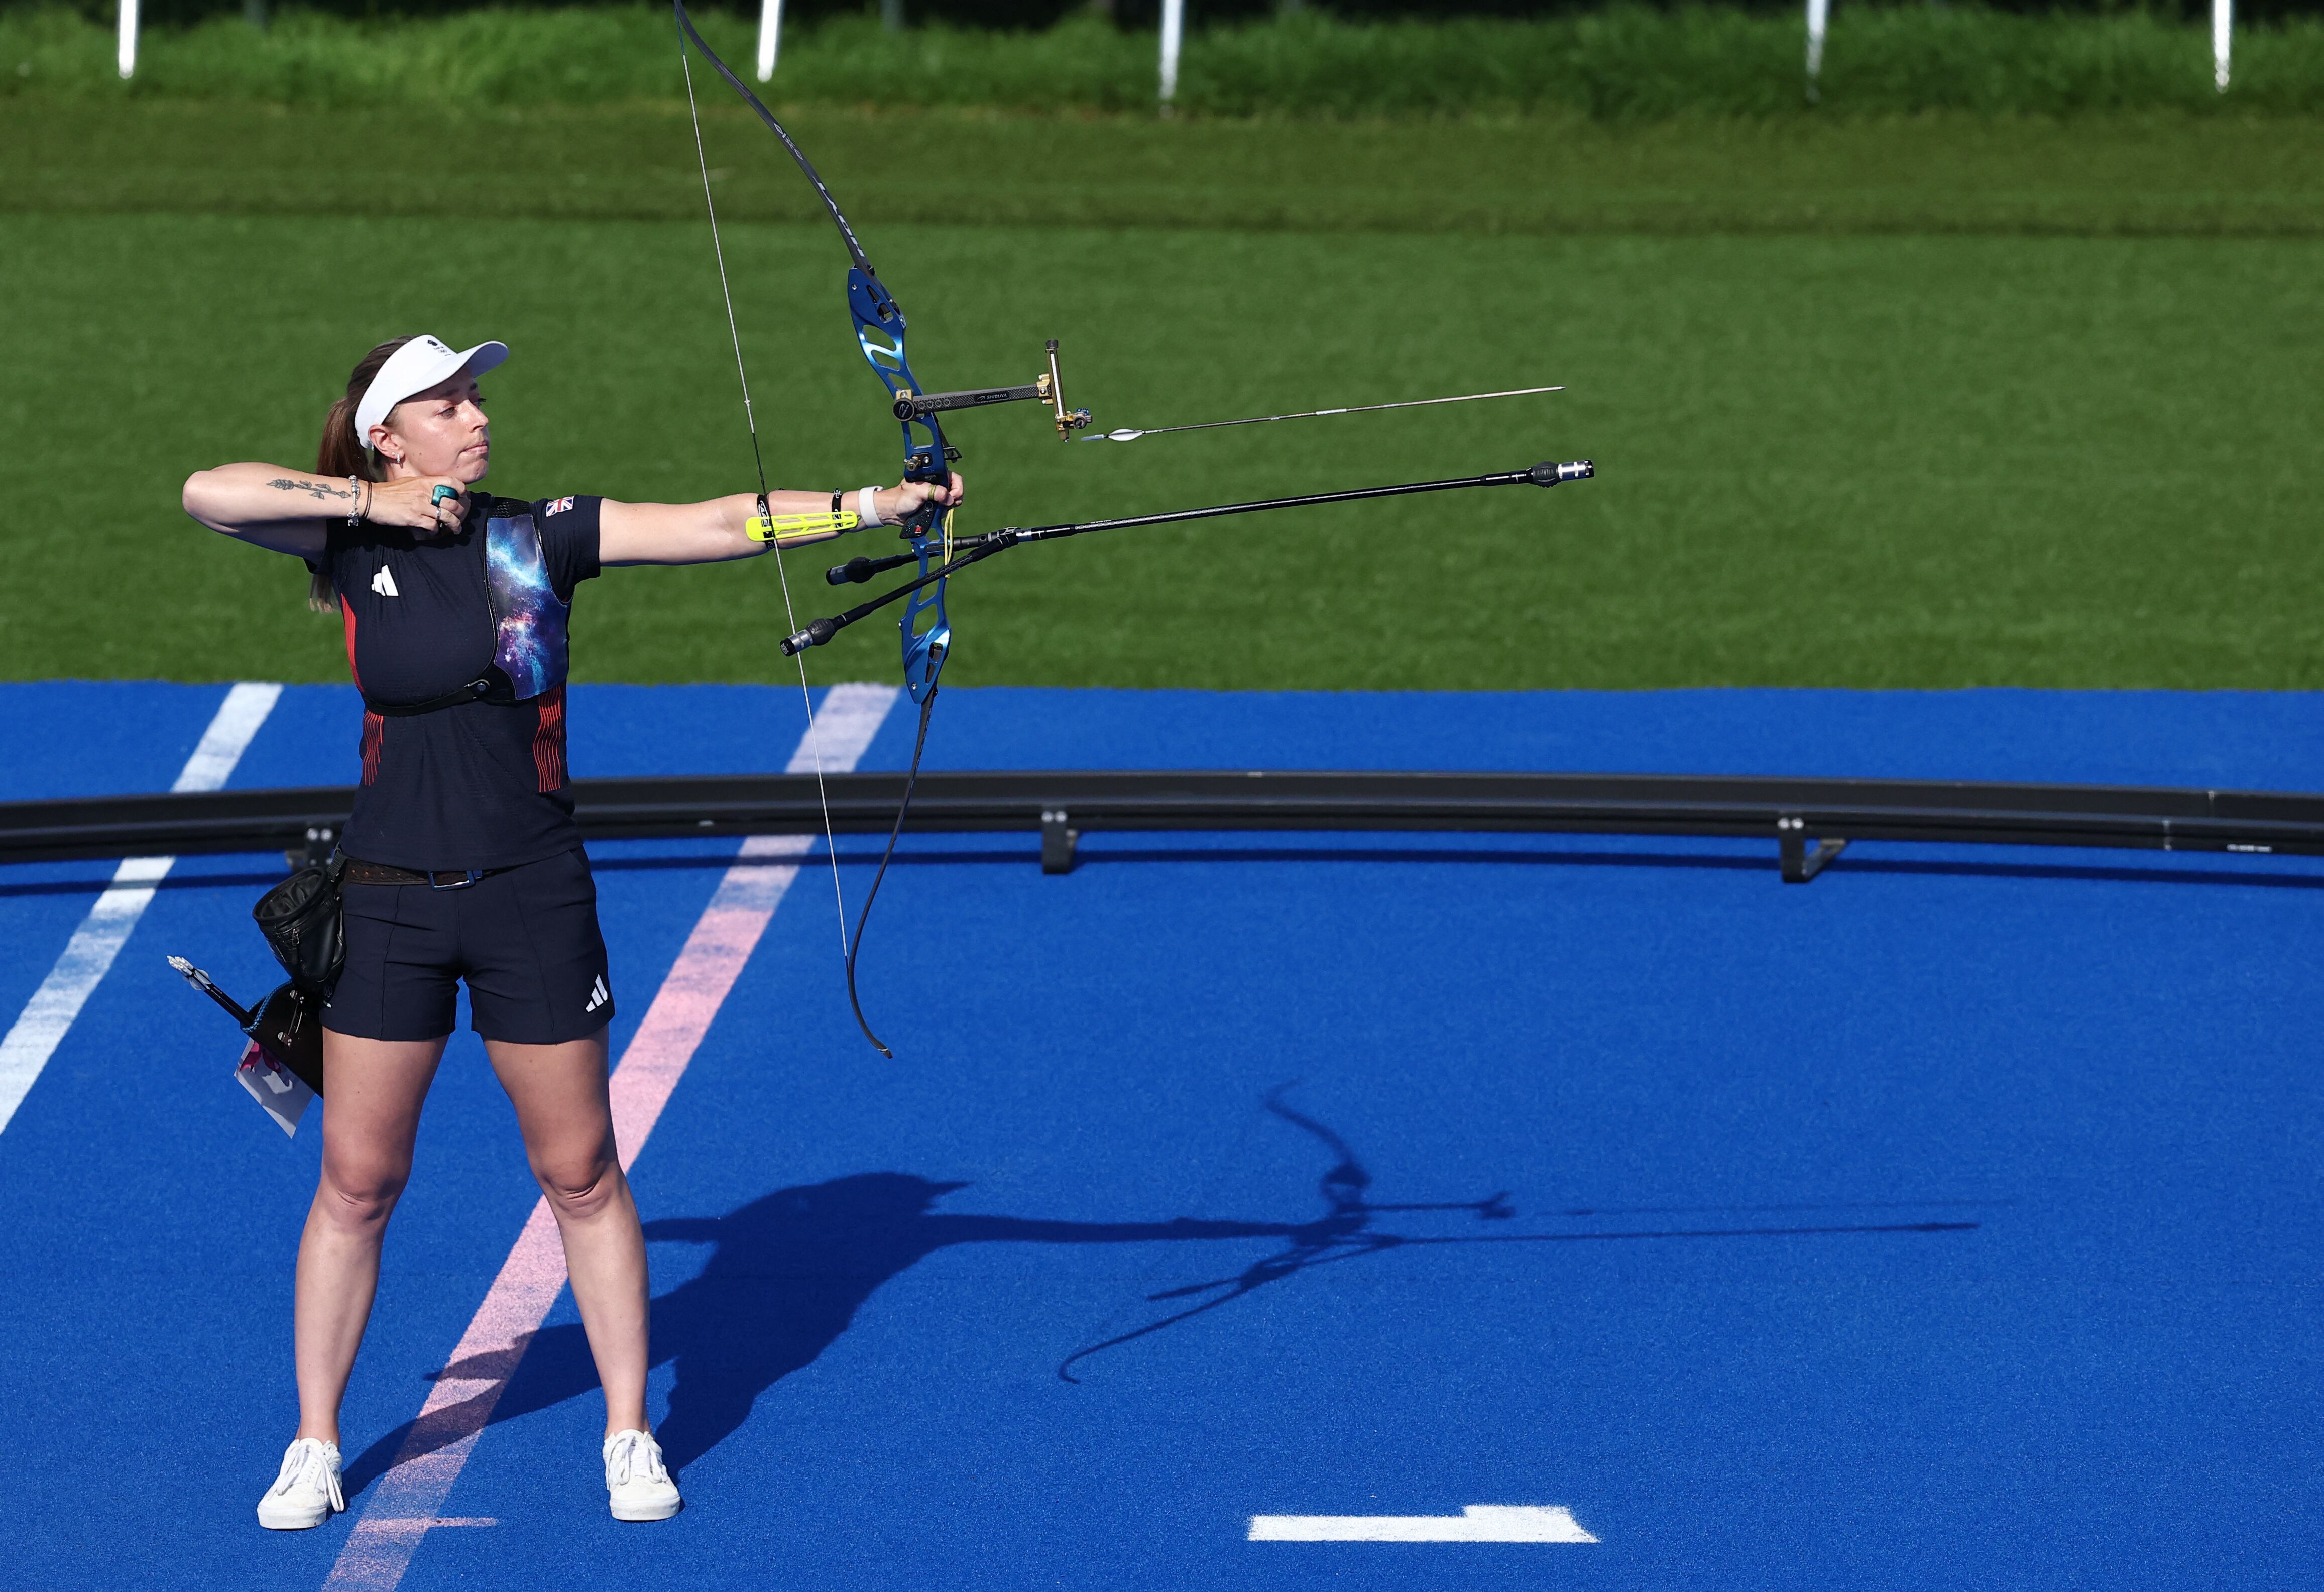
[675,0,960,1055]
[672,0,878,277]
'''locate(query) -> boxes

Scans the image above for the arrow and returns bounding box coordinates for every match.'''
[1079,384,1564,443]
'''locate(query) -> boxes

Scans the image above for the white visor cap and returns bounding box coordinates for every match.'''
[352,334,509,447]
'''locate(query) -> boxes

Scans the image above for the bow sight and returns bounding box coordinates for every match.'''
[888,339,1092,441]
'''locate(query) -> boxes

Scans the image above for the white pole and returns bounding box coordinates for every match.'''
[756,0,782,82]
[117,0,139,79]
[1804,0,1828,100]
[2213,0,2231,91]
[1159,0,1184,111]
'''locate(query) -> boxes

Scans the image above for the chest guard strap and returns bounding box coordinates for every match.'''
[363,665,517,717]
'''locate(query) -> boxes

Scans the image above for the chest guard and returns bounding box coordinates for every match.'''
[362,499,572,717]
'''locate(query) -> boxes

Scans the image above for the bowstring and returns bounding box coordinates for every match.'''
[679,30,851,962]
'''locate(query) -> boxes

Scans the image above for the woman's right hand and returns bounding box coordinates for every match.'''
[366,476,471,535]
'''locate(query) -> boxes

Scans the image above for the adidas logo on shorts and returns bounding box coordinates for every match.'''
[584,974,609,1014]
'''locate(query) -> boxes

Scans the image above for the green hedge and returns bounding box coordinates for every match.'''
[7,3,2323,117]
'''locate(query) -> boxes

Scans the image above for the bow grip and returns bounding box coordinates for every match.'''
[897,494,944,540]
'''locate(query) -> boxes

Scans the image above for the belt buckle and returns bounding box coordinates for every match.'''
[429,869,484,891]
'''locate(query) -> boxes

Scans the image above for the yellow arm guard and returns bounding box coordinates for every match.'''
[747,510,862,548]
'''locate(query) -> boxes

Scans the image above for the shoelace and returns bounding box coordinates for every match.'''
[605,1431,666,1489]
[272,1439,344,1512]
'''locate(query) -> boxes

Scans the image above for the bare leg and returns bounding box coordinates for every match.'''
[296,1032,447,1445]
[485,1027,648,1437]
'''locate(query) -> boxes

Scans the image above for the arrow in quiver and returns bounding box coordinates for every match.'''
[168,957,326,1138]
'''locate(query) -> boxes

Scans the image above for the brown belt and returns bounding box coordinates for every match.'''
[341,858,508,891]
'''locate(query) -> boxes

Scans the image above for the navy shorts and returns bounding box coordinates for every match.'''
[324,848,615,1044]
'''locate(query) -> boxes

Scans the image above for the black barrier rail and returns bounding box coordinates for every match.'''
[5,771,2324,884]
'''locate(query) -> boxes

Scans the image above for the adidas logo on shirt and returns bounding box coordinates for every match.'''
[585,974,610,1014]
[371,565,400,598]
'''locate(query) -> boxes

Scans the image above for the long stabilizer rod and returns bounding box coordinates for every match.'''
[1079,385,1564,444]
[786,458,1594,656]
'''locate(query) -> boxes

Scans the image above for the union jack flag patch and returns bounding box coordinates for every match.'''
[545,496,576,516]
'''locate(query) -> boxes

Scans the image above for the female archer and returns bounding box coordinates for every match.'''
[181,333,961,1529]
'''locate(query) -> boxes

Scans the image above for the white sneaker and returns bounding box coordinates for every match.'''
[257,1437,344,1530]
[604,1428,681,1521]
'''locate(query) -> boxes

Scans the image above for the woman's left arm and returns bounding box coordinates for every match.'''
[599,477,964,567]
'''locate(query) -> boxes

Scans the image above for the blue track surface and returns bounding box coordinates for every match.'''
[3,683,2321,1589]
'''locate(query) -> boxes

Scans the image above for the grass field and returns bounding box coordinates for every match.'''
[13,96,2324,236]
[3,92,2320,690]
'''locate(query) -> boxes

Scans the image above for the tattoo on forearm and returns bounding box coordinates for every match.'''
[266,477,350,502]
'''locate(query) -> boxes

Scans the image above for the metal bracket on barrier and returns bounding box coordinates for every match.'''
[1041,808,1078,875]
[286,824,337,871]
[1778,815,1846,883]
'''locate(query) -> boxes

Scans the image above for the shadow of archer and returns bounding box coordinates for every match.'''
[340,1173,1297,1486]
[343,1086,1976,1490]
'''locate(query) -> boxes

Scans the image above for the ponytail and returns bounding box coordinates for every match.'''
[307,336,418,614]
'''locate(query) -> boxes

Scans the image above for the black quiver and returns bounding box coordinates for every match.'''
[245,981,326,1098]
[253,853,347,995]
[246,854,344,1101]
[169,954,327,1100]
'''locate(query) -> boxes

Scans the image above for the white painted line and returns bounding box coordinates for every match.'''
[0,682,281,1136]
[171,684,283,792]
[323,683,898,1592]
[789,681,899,773]
[1249,1505,1599,1543]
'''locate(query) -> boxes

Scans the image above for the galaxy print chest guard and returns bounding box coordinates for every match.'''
[361,501,571,718]
[482,507,570,702]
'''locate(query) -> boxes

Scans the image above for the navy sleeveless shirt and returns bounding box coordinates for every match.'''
[325,493,602,872]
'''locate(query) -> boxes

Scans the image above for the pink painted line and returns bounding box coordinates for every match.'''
[321,684,897,1591]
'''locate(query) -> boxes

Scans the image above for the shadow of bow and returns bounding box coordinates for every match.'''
[1054,1085,1980,1382]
